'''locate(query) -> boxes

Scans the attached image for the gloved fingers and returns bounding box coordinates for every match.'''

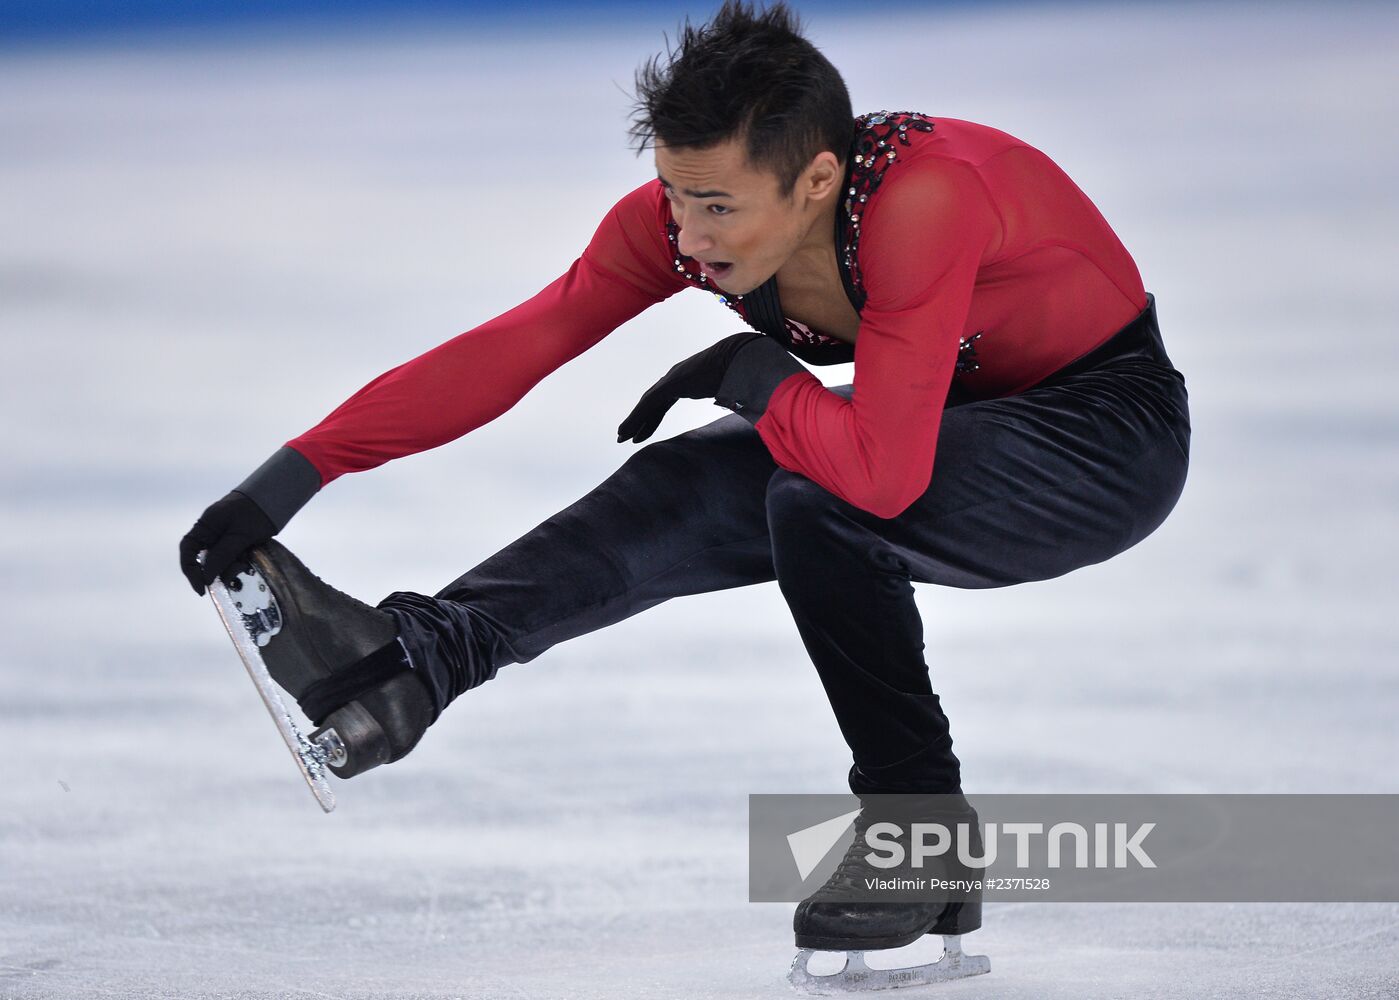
[617,391,677,444]
[623,413,664,444]
[179,525,213,595]
[616,407,641,443]
[616,411,651,443]
[618,382,667,439]
[199,533,258,589]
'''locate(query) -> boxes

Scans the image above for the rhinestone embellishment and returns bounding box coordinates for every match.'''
[840,111,935,310]
[956,332,983,374]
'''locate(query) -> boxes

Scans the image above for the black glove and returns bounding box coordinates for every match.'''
[617,332,804,444]
[179,491,276,595]
[179,445,322,595]
[617,332,762,444]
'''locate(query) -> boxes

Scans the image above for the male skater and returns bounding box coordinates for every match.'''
[179,0,1190,967]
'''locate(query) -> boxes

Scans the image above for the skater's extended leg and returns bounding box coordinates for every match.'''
[379,409,783,716]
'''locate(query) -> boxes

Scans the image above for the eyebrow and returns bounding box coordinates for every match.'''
[657,173,733,199]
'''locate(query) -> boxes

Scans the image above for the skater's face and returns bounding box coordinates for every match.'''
[656,137,843,295]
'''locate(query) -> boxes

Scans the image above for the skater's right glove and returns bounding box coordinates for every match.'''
[180,445,322,595]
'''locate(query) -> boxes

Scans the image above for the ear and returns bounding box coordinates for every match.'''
[798,151,843,204]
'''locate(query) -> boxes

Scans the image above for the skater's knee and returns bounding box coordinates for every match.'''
[617,427,741,489]
[765,470,842,529]
[616,437,696,487]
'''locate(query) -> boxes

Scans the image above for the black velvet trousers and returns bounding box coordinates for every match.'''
[380,294,1190,795]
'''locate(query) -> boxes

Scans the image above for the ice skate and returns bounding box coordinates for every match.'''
[787,799,990,993]
[207,539,435,810]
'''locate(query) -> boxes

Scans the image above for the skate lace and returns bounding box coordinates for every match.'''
[817,817,885,898]
[815,801,976,899]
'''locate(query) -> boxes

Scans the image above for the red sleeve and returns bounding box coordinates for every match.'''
[752,160,1001,518]
[287,181,684,486]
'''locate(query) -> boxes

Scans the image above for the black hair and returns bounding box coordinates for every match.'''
[629,1,853,195]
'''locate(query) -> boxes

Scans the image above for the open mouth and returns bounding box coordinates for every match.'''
[700,261,734,281]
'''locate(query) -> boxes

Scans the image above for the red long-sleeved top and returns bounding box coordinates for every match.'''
[288,113,1146,519]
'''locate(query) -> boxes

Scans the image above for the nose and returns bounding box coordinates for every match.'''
[674,212,714,259]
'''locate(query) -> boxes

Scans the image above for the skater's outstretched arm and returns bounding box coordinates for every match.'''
[180,181,685,594]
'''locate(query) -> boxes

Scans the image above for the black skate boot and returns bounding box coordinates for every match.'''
[788,795,990,992]
[221,539,436,780]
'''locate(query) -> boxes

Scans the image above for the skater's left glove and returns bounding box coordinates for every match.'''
[616,332,805,444]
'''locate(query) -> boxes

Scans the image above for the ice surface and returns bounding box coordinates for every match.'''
[2,2,1398,997]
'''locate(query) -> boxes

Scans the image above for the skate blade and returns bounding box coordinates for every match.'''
[209,574,337,813]
[788,936,989,994]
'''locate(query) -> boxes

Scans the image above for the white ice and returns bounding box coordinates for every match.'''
[2,2,1397,997]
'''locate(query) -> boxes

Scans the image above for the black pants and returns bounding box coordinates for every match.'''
[380,294,1190,795]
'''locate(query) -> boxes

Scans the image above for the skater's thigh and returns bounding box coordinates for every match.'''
[428,406,783,662]
[886,366,1190,588]
[439,406,781,608]
[615,406,782,529]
